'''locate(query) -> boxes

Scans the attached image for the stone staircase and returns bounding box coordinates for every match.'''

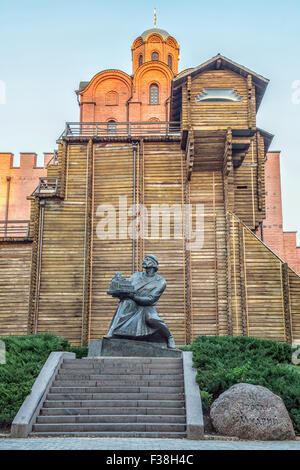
[30,356,187,438]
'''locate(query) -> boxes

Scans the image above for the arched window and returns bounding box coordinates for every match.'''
[168,54,173,70]
[139,54,143,67]
[107,120,117,135]
[149,84,159,105]
[151,51,159,61]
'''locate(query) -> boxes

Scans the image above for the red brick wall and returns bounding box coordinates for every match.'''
[0,152,52,222]
[262,151,300,274]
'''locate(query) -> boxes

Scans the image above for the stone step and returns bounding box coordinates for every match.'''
[44,399,185,409]
[37,414,186,424]
[40,406,186,416]
[52,379,184,388]
[58,368,182,375]
[30,355,187,439]
[32,423,186,433]
[55,373,183,381]
[65,358,183,365]
[62,360,182,369]
[46,392,184,401]
[49,386,184,394]
[29,431,187,438]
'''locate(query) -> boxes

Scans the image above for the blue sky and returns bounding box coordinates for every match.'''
[0,0,299,240]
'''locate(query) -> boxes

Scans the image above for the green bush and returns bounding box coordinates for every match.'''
[0,333,87,425]
[200,391,213,413]
[191,335,300,434]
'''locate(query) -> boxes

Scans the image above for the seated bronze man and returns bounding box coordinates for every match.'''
[106,254,176,349]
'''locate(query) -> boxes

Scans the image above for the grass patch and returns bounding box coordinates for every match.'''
[0,333,87,426]
[191,335,300,434]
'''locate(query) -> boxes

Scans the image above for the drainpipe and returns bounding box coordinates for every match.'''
[4,176,11,236]
[126,76,134,133]
[132,143,137,273]
[165,96,171,121]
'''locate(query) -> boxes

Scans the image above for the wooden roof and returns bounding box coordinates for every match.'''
[172,54,269,111]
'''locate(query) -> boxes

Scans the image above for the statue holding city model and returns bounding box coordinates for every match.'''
[106,254,176,349]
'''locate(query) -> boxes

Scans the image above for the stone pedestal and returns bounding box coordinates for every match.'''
[88,337,182,358]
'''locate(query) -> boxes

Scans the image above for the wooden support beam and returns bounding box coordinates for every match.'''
[238,223,248,335]
[58,141,67,199]
[186,130,195,180]
[281,263,292,344]
[27,198,40,334]
[81,139,93,346]
[225,212,233,335]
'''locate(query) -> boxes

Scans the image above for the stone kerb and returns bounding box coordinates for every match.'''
[182,351,204,439]
[11,351,75,438]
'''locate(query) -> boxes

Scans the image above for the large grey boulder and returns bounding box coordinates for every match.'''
[210,383,295,441]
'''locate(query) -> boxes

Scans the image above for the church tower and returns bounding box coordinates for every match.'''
[77,27,179,122]
[131,27,179,75]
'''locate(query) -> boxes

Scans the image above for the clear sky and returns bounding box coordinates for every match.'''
[0,0,299,241]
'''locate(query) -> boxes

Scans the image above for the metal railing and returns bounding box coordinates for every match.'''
[46,150,58,168]
[0,220,30,238]
[60,121,181,138]
[32,177,58,196]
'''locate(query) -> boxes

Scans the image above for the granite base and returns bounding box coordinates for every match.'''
[88,337,182,358]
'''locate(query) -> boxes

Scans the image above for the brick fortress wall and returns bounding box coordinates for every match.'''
[262,151,300,274]
[0,152,53,222]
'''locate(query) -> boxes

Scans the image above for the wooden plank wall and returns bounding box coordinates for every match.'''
[142,141,187,345]
[33,143,89,345]
[227,212,300,342]
[3,137,297,346]
[288,269,300,343]
[190,70,249,129]
[0,242,32,336]
[234,133,265,230]
[189,171,227,339]
[89,143,134,341]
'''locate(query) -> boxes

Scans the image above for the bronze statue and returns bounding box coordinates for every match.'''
[106,254,176,349]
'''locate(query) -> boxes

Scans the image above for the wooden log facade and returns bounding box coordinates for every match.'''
[0,49,299,346]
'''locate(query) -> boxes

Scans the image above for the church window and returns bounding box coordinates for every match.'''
[151,51,159,61]
[139,54,143,66]
[168,54,173,70]
[149,84,159,105]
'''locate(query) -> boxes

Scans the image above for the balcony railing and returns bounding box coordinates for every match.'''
[46,150,58,168]
[0,220,30,238]
[60,121,181,138]
[31,177,58,196]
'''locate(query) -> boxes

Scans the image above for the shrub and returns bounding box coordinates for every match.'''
[191,335,300,434]
[0,333,87,425]
[200,391,213,413]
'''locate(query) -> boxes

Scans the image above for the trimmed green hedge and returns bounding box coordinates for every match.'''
[0,333,87,425]
[189,335,300,434]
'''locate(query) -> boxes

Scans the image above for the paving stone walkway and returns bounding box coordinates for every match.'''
[0,437,299,450]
